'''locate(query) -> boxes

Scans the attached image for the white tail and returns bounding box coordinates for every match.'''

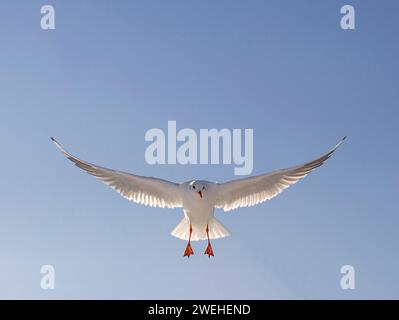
[171,217,231,241]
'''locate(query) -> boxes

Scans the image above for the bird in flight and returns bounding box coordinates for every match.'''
[51,136,345,258]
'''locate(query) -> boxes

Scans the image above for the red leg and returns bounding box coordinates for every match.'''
[204,224,214,258]
[183,224,194,257]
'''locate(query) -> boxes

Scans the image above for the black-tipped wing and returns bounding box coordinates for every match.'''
[215,137,346,212]
[51,138,183,208]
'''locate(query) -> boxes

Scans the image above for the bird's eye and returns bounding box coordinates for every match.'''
[193,186,196,190]
[202,186,205,190]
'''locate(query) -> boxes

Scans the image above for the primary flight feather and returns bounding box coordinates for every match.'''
[51,136,345,257]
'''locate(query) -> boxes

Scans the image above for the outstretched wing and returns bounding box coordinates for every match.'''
[215,137,346,212]
[51,138,183,208]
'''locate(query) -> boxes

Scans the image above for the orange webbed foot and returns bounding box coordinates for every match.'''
[204,243,214,258]
[184,243,194,258]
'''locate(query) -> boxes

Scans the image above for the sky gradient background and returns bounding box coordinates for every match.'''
[0,0,398,299]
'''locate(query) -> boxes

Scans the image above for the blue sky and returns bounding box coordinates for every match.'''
[0,0,398,299]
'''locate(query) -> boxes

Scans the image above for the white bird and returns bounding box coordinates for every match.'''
[51,136,346,258]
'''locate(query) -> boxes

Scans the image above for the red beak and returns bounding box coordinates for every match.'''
[198,191,202,198]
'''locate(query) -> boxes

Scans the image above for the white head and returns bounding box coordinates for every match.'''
[187,180,208,199]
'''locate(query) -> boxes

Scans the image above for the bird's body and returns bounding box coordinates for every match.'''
[172,181,230,242]
[51,136,346,257]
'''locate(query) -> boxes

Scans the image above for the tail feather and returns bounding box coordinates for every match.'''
[171,217,231,241]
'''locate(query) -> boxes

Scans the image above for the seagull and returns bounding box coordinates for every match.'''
[51,136,346,258]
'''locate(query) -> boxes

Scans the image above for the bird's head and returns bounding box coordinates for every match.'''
[188,180,207,199]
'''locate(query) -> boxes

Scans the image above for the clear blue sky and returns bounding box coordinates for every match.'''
[0,0,398,299]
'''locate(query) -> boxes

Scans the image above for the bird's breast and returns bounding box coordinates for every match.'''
[183,198,215,224]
